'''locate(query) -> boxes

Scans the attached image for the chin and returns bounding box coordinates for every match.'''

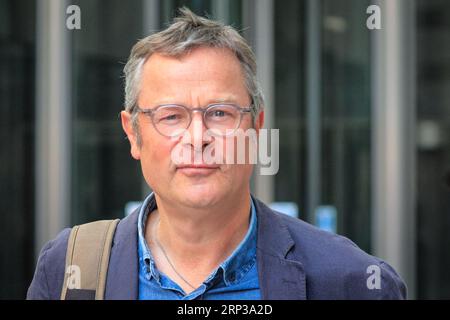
[179,188,223,209]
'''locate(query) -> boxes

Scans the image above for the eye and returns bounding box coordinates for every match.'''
[213,110,226,117]
[207,107,234,119]
[154,106,187,125]
[162,114,180,121]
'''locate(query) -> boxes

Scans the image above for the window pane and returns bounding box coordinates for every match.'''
[274,0,306,217]
[321,0,371,251]
[0,0,36,299]
[274,0,371,252]
[416,0,450,299]
[71,0,144,224]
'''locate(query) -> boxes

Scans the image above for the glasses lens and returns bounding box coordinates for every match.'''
[205,105,240,136]
[153,105,189,137]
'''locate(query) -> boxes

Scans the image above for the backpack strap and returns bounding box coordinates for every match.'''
[60,219,120,300]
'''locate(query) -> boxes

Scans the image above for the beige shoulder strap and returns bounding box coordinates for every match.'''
[60,219,120,300]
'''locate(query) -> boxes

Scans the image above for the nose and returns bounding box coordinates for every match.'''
[181,111,212,151]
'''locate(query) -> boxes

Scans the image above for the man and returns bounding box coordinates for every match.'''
[27,8,406,300]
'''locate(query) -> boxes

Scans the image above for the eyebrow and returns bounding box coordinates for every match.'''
[208,97,240,104]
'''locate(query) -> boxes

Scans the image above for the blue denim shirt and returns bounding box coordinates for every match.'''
[137,193,261,300]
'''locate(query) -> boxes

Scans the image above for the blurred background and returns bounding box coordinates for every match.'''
[1,0,450,299]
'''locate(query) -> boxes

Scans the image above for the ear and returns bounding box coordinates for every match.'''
[254,109,265,133]
[121,111,141,160]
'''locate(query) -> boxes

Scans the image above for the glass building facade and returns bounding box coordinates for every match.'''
[1,0,450,299]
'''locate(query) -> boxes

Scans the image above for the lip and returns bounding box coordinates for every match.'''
[176,164,220,169]
[176,164,220,176]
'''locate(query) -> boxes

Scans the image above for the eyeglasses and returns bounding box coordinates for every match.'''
[134,103,253,137]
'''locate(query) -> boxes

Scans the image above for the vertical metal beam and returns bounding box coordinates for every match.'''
[372,0,416,298]
[243,0,275,204]
[212,0,231,23]
[143,0,160,35]
[35,0,71,255]
[306,0,322,223]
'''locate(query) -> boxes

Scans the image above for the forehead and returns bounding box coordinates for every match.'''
[139,47,248,104]
[143,46,243,78]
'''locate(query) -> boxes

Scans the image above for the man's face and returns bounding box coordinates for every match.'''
[121,47,264,208]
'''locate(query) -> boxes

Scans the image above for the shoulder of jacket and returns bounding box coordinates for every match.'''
[27,228,71,300]
[270,211,407,299]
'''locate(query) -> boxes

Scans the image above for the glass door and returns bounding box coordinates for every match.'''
[274,0,372,252]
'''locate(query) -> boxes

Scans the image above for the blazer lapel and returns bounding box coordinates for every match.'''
[254,197,307,300]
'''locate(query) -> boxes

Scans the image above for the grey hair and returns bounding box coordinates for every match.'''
[123,7,264,142]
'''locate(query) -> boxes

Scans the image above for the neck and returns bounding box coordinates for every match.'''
[148,191,252,270]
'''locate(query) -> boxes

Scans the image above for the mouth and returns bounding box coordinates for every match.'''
[176,164,220,176]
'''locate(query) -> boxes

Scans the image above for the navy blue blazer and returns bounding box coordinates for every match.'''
[27,197,407,299]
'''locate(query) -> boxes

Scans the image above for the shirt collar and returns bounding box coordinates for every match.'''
[137,193,160,282]
[137,193,257,286]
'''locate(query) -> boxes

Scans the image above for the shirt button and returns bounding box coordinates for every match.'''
[228,273,236,282]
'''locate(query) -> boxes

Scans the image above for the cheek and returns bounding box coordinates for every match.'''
[140,136,178,176]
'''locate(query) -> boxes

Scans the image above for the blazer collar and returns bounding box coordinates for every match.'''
[104,208,140,299]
